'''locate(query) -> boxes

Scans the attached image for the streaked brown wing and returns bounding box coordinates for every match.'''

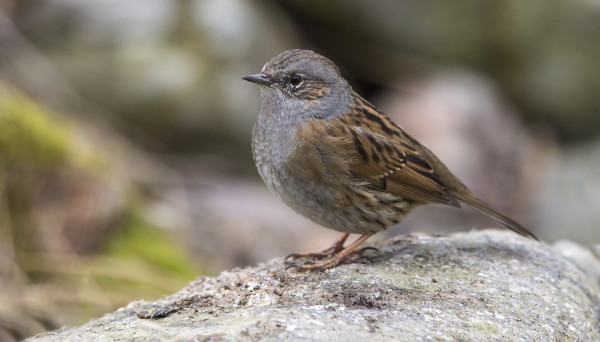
[294,93,459,208]
[345,124,459,206]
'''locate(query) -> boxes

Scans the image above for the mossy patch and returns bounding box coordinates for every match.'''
[0,84,105,171]
[0,84,203,329]
[103,207,201,282]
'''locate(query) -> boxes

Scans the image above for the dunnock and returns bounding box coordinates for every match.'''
[243,49,537,271]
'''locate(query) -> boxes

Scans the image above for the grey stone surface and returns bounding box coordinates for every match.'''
[27,230,600,341]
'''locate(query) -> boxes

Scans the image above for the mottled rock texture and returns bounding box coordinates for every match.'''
[27,230,600,341]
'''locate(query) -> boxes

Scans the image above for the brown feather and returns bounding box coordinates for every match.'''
[335,99,461,207]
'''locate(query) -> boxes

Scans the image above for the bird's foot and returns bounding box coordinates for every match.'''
[284,233,349,262]
[285,233,375,271]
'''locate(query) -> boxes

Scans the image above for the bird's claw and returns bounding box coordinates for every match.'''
[285,263,299,271]
[358,246,380,254]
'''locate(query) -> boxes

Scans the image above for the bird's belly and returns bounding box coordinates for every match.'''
[260,160,410,234]
[253,133,416,234]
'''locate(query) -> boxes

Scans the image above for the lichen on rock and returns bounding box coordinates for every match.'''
[27,230,600,342]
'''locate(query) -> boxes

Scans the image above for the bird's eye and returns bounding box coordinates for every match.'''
[289,74,302,87]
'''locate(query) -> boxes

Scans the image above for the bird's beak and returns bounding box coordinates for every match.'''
[242,73,272,86]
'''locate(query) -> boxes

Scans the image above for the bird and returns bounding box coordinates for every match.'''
[242,49,538,271]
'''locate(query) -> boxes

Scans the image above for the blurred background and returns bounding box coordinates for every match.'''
[1,0,600,340]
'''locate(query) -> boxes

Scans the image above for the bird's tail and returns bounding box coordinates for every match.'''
[456,194,538,241]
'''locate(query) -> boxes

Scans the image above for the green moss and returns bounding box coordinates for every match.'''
[0,83,202,327]
[0,86,69,166]
[0,84,106,171]
[103,208,201,282]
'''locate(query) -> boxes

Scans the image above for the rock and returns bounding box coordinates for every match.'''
[554,240,600,287]
[26,230,600,341]
[533,138,600,247]
[9,0,301,153]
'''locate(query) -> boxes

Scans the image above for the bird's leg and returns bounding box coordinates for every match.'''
[285,233,349,261]
[292,233,374,271]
